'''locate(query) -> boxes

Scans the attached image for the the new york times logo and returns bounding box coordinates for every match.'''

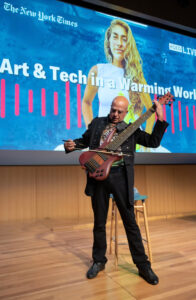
[169,43,196,56]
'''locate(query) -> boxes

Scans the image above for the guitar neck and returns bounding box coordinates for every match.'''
[106,104,156,151]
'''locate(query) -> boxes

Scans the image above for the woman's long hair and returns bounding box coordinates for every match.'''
[104,19,148,115]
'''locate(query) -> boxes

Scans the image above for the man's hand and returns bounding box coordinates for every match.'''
[64,139,76,152]
[154,100,163,121]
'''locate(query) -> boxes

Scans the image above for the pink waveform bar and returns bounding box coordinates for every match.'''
[171,102,175,134]
[163,105,166,121]
[193,105,196,130]
[178,101,182,131]
[154,94,157,121]
[0,79,5,118]
[28,90,33,113]
[163,104,167,132]
[15,84,20,116]
[41,88,46,116]
[186,106,189,127]
[66,81,70,129]
[54,92,58,115]
[77,84,82,128]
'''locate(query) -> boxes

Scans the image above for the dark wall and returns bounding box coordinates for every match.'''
[73,0,195,37]
[98,0,196,30]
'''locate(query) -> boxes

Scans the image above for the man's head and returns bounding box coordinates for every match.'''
[109,96,129,124]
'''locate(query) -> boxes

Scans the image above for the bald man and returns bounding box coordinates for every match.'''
[64,96,168,285]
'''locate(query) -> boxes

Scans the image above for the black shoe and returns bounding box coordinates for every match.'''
[138,267,159,285]
[86,262,105,279]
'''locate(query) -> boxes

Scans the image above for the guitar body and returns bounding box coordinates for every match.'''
[79,150,121,180]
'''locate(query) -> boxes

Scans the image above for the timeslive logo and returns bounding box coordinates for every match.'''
[169,43,196,56]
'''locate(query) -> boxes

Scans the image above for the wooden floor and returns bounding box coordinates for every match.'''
[0,216,196,300]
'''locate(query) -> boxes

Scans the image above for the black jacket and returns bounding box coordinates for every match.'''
[69,116,169,204]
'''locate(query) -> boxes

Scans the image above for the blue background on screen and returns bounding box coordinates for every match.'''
[0,0,196,152]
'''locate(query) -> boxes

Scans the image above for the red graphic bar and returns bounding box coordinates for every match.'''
[66,81,70,129]
[186,106,189,127]
[163,104,167,132]
[15,84,20,116]
[193,105,196,130]
[54,92,58,115]
[77,84,82,128]
[28,90,33,113]
[154,94,157,121]
[41,88,46,116]
[178,101,182,131]
[171,102,175,134]
[0,79,5,118]
[163,105,166,121]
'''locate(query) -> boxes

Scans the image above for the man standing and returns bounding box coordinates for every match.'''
[64,96,168,285]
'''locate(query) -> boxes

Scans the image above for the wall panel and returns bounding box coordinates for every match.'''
[0,167,36,221]
[0,165,195,222]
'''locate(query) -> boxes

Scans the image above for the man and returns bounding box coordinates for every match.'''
[64,96,168,285]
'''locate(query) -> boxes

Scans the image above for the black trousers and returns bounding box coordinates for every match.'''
[91,167,150,269]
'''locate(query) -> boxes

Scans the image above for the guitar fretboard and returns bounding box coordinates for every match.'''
[105,104,156,151]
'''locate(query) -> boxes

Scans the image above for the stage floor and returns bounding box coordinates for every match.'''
[0,216,196,300]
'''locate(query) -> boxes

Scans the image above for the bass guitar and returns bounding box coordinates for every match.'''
[79,92,174,180]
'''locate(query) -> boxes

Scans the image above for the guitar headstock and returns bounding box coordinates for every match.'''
[157,92,175,106]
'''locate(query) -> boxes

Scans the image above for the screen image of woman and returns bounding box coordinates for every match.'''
[82,19,155,130]
[82,19,169,153]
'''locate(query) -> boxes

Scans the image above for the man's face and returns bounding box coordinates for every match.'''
[109,101,128,124]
